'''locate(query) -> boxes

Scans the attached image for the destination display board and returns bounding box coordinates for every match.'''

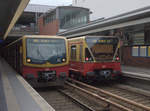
[91,44,113,54]
[27,38,64,44]
[90,39,115,44]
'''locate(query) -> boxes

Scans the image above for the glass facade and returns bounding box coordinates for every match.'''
[59,7,89,29]
[43,11,56,25]
[42,7,89,30]
[131,46,150,57]
[140,46,147,57]
[124,29,150,57]
[132,32,144,45]
[132,46,139,56]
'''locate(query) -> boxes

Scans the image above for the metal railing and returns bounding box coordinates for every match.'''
[9,25,39,36]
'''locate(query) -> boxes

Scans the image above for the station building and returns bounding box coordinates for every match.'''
[58,6,150,68]
[9,4,56,37]
[38,6,90,35]
[1,4,56,48]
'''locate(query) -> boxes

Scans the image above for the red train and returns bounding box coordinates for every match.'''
[68,36,122,82]
[3,35,69,87]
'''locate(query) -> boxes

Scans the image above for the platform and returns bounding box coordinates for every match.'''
[121,65,150,80]
[0,58,55,111]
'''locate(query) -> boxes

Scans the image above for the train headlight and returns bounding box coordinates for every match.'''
[62,58,66,62]
[27,58,31,62]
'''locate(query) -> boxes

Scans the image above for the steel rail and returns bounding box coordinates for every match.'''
[58,89,96,111]
[66,81,132,111]
[69,78,150,111]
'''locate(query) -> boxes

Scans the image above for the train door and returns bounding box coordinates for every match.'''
[16,43,20,72]
[19,41,23,75]
[73,43,83,73]
[12,45,17,69]
[69,39,85,76]
[17,41,23,74]
[70,44,77,71]
[78,44,84,75]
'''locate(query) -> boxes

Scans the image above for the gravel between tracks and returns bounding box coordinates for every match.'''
[37,87,84,111]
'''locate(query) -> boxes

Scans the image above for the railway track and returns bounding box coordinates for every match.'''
[99,84,150,108]
[37,87,94,111]
[59,86,106,111]
[66,78,150,111]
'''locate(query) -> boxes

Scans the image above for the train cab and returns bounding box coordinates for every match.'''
[68,36,122,82]
[3,35,69,87]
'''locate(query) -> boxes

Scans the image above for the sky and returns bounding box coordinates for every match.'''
[29,0,72,6]
[29,0,150,20]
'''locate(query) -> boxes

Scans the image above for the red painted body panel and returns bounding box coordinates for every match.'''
[22,65,69,78]
[69,61,121,77]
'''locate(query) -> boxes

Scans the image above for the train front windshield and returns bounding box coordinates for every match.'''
[86,37,119,61]
[26,38,66,64]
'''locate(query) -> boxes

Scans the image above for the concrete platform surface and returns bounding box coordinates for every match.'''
[0,58,55,111]
[121,65,150,80]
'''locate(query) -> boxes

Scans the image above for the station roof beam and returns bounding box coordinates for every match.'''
[0,0,30,40]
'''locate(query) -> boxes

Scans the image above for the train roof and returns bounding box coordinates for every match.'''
[22,35,66,39]
[68,35,118,41]
[4,35,67,48]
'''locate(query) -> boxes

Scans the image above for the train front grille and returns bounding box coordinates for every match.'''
[38,71,57,82]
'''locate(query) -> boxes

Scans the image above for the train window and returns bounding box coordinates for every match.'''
[145,29,150,44]
[79,45,83,61]
[132,46,139,56]
[26,38,66,64]
[140,46,147,57]
[132,32,144,45]
[71,45,77,61]
[20,46,23,54]
[132,46,150,57]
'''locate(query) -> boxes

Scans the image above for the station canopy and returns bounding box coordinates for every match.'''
[0,0,30,40]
